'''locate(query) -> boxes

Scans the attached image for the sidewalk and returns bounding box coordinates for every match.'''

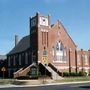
[0,79,90,88]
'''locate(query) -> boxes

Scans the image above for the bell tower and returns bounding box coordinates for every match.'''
[30,12,51,64]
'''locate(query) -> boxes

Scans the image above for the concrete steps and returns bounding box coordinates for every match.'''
[41,64,63,80]
[13,63,36,78]
[13,68,23,78]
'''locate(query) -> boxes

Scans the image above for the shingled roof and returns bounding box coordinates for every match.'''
[8,35,30,55]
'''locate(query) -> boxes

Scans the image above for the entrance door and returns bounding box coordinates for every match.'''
[42,50,48,65]
[42,56,48,65]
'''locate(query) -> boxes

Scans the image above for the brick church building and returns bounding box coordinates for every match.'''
[6,12,90,79]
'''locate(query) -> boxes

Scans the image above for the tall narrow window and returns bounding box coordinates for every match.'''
[42,32,43,45]
[32,51,36,63]
[47,32,48,47]
[8,57,10,66]
[19,54,21,65]
[44,32,46,45]
[13,56,15,66]
[63,48,67,61]
[85,55,88,65]
[8,69,11,77]
[43,50,47,56]
[25,52,28,64]
[53,41,67,63]
[77,55,80,65]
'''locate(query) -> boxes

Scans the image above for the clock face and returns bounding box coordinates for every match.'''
[31,18,36,27]
[40,17,48,26]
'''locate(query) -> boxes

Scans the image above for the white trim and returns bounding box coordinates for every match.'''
[56,66,77,69]
[78,67,82,70]
[53,60,67,63]
[71,66,76,69]
[78,67,90,70]
[55,66,69,69]
[84,67,90,69]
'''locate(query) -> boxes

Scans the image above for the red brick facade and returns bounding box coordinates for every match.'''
[77,49,90,75]
[6,12,90,78]
[30,12,90,75]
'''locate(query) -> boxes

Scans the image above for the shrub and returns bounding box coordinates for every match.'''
[63,72,70,77]
[78,71,87,76]
[62,71,87,77]
[70,72,77,76]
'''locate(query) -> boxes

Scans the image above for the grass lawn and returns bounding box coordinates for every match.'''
[0,79,14,85]
[55,76,90,82]
[0,79,27,85]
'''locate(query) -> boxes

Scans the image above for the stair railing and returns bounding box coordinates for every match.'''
[48,63,62,76]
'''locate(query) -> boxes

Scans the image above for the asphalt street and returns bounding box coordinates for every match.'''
[0,83,90,90]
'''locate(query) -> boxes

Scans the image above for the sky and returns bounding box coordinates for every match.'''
[0,0,90,55]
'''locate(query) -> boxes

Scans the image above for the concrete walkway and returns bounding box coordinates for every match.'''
[0,79,90,88]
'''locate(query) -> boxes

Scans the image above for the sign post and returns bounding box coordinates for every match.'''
[1,67,6,79]
[42,56,48,66]
[42,50,48,84]
[42,56,48,84]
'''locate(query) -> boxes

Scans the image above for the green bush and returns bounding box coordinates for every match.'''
[63,72,70,77]
[70,72,77,76]
[63,71,87,77]
[78,71,87,76]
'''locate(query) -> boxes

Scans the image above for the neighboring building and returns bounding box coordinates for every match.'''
[7,36,31,78]
[77,49,90,75]
[0,55,7,77]
[6,12,90,79]
[0,55,7,60]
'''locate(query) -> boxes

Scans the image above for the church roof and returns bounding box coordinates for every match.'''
[51,21,77,47]
[8,35,30,55]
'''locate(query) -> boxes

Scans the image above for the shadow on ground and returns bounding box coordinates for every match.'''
[79,86,90,89]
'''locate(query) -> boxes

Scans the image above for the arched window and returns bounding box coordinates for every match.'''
[43,50,47,56]
[53,41,67,63]
[63,47,67,61]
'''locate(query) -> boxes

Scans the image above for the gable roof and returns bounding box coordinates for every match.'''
[51,20,77,47]
[8,35,30,55]
[59,21,77,47]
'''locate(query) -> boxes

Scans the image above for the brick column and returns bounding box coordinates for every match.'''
[81,49,84,72]
[69,49,71,73]
[75,49,77,73]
